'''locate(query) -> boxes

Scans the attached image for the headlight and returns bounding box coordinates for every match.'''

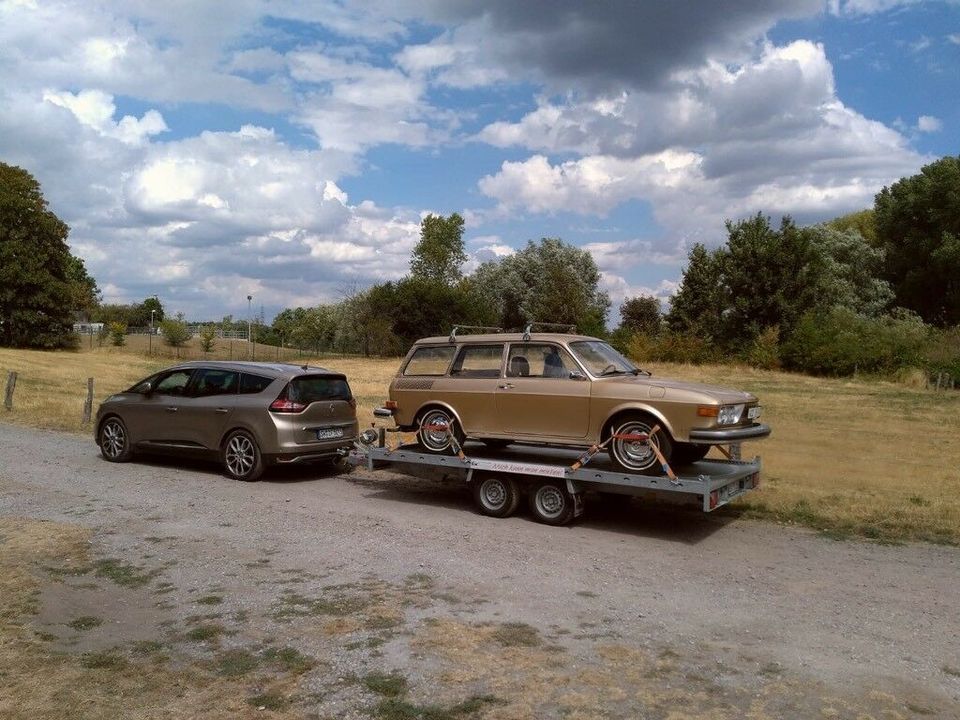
[718,404,745,425]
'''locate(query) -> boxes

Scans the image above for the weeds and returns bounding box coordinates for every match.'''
[66,615,102,631]
[491,622,540,648]
[93,558,160,588]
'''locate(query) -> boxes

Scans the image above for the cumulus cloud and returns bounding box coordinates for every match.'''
[477,40,925,243]
[916,115,943,132]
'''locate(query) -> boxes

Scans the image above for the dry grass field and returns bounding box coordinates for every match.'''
[1,344,958,545]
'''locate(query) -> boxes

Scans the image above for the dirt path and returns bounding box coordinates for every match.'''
[1,423,957,719]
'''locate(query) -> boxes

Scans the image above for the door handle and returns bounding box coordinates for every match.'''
[215,408,229,414]
[498,383,514,390]
[165,407,178,413]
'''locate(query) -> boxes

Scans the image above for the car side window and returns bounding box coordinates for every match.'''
[507,344,577,379]
[450,344,504,378]
[240,373,274,394]
[192,369,239,397]
[154,370,194,396]
[403,346,456,376]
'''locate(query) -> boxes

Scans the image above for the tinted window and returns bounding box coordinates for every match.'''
[192,369,239,397]
[450,345,504,378]
[129,372,161,394]
[240,373,274,394]
[154,370,193,396]
[507,344,576,379]
[403,346,455,376]
[288,375,352,404]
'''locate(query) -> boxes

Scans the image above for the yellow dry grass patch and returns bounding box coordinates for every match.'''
[2,347,959,544]
[0,516,303,720]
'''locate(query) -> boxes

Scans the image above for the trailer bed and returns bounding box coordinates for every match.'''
[353,439,760,524]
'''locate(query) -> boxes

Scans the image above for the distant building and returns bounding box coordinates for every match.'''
[73,322,105,334]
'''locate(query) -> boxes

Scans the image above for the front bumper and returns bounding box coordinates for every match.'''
[688,423,772,444]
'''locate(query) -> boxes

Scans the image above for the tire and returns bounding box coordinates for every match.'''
[608,414,673,474]
[221,429,265,482]
[416,407,464,454]
[672,442,710,465]
[472,474,521,518]
[481,439,512,451]
[528,480,575,526]
[98,416,133,462]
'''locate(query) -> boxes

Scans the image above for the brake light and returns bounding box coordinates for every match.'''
[385,400,398,410]
[269,398,306,413]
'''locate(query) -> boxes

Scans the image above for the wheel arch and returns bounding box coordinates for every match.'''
[601,404,677,442]
[413,401,464,432]
[218,423,263,450]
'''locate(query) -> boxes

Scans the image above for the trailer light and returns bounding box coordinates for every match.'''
[709,490,719,509]
[359,429,378,445]
[697,406,719,417]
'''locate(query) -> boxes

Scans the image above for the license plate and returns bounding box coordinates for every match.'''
[316,428,344,440]
[748,406,761,420]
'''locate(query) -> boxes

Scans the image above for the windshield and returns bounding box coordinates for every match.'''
[569,341,638,376]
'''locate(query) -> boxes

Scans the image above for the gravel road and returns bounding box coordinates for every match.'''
[1,422,957,719]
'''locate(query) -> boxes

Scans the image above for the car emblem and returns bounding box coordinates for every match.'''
[328,403,335,414]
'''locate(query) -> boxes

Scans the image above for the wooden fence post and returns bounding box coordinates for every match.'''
[82,377,94,424]
[4,371,17,410]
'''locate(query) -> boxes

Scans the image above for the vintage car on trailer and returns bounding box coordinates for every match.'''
[378,330,770,474]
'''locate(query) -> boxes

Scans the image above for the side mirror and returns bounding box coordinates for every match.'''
[569,370,587,381]
[141,381,154,396]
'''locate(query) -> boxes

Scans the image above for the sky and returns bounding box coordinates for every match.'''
[1,0,957,324]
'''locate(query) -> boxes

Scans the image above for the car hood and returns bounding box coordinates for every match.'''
[598,375,757,404]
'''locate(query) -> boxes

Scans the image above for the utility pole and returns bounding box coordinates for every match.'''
[247,295,253,360]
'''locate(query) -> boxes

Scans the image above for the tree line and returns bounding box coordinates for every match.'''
[2,155,958,380]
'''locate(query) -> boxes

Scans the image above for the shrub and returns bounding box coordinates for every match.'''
[108,322,127,347]
[782,306,929,376]
[745,326,781,370]
[160,318,190,348]
[198,324,217,353]
[627,331,718,365]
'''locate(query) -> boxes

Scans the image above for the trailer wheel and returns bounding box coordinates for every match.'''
[528,480,574,526]
[472,474,521,518]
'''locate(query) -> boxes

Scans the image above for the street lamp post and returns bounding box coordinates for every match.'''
[247,295,253,360]
[149,309,156,354]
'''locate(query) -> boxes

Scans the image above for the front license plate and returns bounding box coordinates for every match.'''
[316,428,344,440]
[748,406,762,420]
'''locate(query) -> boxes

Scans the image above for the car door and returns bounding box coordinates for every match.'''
[440,343,505,434]
[122,368,197,446]
[173,368,240,450]
[496,343,590,439]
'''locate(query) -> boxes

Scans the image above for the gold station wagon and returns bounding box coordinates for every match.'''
[379,332,771,473]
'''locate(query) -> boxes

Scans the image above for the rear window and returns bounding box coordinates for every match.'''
[240,373,274,394]
[403,346,455,376]
[288,375,352,404]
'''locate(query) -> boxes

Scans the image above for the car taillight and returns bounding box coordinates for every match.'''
[269,398,306,413]
[384,400,398,410]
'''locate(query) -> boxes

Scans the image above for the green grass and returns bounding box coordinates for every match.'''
[270,590,368,621]
[491,622,541,648]
[93,558,160,589]
[216,648,259,677]
[66,615,103,631]
[80,651,128,670]
[364,671,409,697]
[247,691,290,711]
[261,646,316,674]
[374,695,502,720]
[184,623,229,643]
[195,594,223,606]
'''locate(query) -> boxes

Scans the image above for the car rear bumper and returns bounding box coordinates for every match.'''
[270,442,353,464]
[373,407,394,418]
[688,423,772,443]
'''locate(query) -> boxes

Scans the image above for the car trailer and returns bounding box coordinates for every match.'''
[351,431,761,526]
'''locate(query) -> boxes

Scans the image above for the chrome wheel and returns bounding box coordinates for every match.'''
[610,419,660,472]
[223,430,263,480]
[100,419,126,460]
[418,409,454,452]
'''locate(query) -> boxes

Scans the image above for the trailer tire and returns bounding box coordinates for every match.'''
[472,474,521,518]
[528,480,575,526]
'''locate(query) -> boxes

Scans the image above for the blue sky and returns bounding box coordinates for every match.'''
[1,0,957,323]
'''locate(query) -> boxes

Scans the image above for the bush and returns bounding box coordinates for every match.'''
[198,324,217,353]
[924,326,960,380]
[627,331,718,365]
[160,318,190,348]
[744,326,781,370]
[108,322,126,347]
[782,307,929,376]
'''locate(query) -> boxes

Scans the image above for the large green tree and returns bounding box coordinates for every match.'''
[875,155,960,326]
[0,163,86,348]
[618,295,662,335]
[410,213,467,285]
[470,237,610,335]
[666,243,726,340]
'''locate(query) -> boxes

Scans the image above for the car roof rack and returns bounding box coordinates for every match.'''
[448,325,503,342]
[521,322,577,341]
